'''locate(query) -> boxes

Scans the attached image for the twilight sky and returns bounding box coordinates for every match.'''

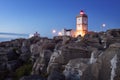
[0,0,120,37]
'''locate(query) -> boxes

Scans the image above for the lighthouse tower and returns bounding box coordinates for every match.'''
[75,10,88,37]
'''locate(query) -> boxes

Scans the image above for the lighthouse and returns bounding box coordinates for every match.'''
[75,10,88,37]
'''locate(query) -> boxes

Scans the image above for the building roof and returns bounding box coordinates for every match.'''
[76,14,88,18]
[76,10,88,18]
[64,29,73,31]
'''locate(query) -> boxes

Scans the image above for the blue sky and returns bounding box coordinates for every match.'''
[0,0,120,37]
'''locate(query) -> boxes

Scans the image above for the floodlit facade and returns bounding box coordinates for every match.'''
[75,10,88,37]
[61,10,88,37]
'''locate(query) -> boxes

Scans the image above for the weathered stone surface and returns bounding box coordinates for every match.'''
[106,29,120,37]
[49,43,91,65]
[63,58,89,80]
[81,43,120,80]
[32,50,53,75]
[47,63,65,80]
[47,63,63,74]
[6,60,21,71]
[62,36,71,45]
[98,43,120,80]
[30,44,41,57]
[48,70,65,80]
[6,49,19,61]
[19,53,30,62]
[19,75,46,80]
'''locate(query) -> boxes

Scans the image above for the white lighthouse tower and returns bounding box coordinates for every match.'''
[75,10,88,37]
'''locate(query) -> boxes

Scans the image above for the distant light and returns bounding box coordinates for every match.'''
[58,32,62,36]
[102,24,106,27]
[29,34,34,38]
[80,10,84,15]
[52,29,56,33]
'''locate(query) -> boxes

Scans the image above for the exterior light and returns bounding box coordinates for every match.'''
[58,32,62,36]
[80,10,84,15]
[52,29,56,33]
[102,24,106,27]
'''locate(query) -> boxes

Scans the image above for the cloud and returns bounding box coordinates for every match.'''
[0,32,29,39]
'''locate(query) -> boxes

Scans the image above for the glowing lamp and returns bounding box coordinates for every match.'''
[80,10,84,15]
[58,32,62,36]
[52,29,56,33]
[102,24,106,27]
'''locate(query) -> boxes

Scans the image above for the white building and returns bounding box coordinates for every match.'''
[62,29,75,37]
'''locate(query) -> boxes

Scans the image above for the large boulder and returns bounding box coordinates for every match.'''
[81,43,120,80]
[49,42,91,65]
[106,29,120,37]
[98,43,120,80]
[47,63,65,80]
[31,50,53,75]
[47,42,91,74]
[30,44,41,58]
[62,36,71,45]
[63,58,89,80]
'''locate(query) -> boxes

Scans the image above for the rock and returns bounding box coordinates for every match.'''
[81,43,120,80]
[4,77,13,80]
[30,38,55,58]
[32,50,52,75]
[29,36,41,44]
[19,75,46,80]
[62,36,71,45]
[21,46,29,54]
[63,58,89,80]
[48,70,65,80]
[21,40,31,54]
[19,53,30,62]
[0,38,25,48]
[98,43,120,80]
[47,63,65,80]
[31,38,56,75]
[0,53,7,63]
[106,29,120,37]
[10,39,25,47]
[0,63,7,79]
[54,41,63,50]
[75,35,82,42]
[6,60,21,71]
[47,42,91,74]
[89,49,102,64]
[40,42,55,52]
[0,63,6,71]
[83,37,103,50]
[109,43,120,48]
[47,63,62,74]
[84,32,99,39]
[6,49,19,61]
[19,40,32,62]
[49,43,91,65]
[53,36,63,43]
[30,44,40,58]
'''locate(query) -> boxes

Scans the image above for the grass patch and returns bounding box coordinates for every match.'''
[14,63,32,80]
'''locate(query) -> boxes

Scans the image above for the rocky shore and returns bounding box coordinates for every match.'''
[0,29,120,80]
